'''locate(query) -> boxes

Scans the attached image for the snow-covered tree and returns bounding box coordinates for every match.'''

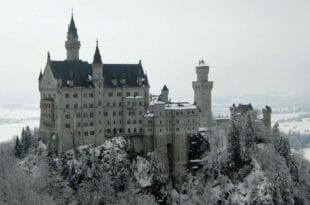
[227,119,243,171]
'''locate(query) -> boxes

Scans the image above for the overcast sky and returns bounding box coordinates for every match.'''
[0,0,309,106]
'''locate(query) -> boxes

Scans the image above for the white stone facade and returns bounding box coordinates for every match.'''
[192,59,213,128]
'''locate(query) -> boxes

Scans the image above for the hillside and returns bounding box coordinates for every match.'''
[1,116,310,204]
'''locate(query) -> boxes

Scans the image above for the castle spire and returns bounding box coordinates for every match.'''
[67,11,78,39]
[65,10,81,61]
[93,39,102,64]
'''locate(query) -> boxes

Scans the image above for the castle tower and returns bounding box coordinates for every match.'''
[262,105,272,129]
[65,13,81,61]
[192,59,213,127]
[160,85,169,103]
[92,41,105,145]
[92,40,103,80]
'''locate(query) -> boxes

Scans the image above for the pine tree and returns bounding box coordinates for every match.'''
[14,136,22,157]
[244,114,255,162]
[227,120,243,171]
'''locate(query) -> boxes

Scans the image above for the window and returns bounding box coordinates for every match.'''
[119,111,122,115]
[77,113,81,118]
[139,119,142,124]
[83,93,87,98]
[104,112,108,116]
[107,102,110,107]
[65,124,70,128]
[108,92,113,97]
[107,129,111,134]
[139,101,143,106]
[66,104,70,109]
[65,93,70,98]
[140,128,143,132]
[74,104,78,108]
[83,122,88,127]
[134,92,139,96]
[84,131,89,136]
[113,111,116,116]
[107,121,110,125]
[117,92,122,97]
[90,131,95,135]
[73,93,78,98]
[83,103,87,108]
[134,128,137,133]
[128,128,131,133]
[127,102,130,106]
[126,92,130,97]
[119,102,122,106]
[89,93,94,97]
[89,103,94,108]
[113,120,116,125]
[98,101,102,106]
[127,120,131,124]
[77,122,81,127]
[133,119,136,124]
[90,113,94,118]
[84,113,88,118]
[65,114,70,119]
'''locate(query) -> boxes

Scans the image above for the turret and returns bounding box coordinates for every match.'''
[262,105,272,129]
[160,85,169,103]
[92,40,103,83]
[65,13,81,61]
[192,59,213,127]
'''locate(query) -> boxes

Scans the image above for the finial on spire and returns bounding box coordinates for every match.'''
[47,51,51,61]
[67,9,78,38]
[93,40,102,64]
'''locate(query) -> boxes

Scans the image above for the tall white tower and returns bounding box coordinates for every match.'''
[65,13,80,61]
[192,59,213,127]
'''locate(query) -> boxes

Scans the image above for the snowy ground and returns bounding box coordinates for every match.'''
[272,112,310,134]
[302,148,310,161]
[0,105,39,143]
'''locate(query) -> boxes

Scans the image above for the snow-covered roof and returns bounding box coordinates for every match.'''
[125,95,144,99]
[144,113,154,117]
[165,102,197,110]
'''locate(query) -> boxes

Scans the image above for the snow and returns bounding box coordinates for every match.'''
[272,112,310,134]
[302,148,310,161]
[125,95,144,99]
[165,102,196,110]
[0,105,39,143]
[134,156,153,188]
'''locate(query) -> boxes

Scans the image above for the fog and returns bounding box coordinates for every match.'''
[0,0,309,105]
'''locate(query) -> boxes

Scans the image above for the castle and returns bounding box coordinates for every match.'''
[38,14,213,182]
[38,14,270,183]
